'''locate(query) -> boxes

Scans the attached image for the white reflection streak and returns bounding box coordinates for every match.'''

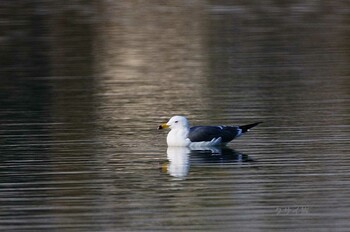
[166,147,190,179]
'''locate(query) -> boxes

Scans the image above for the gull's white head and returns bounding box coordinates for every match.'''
[167,116,189,130]
[158,115,189,130]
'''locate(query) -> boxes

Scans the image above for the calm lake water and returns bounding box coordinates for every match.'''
[1,1,350,231]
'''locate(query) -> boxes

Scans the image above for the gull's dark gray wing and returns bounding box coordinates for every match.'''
[188,126,241,143]
[188,122,262,143]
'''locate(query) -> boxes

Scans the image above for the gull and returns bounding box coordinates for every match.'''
[158,115,261,147]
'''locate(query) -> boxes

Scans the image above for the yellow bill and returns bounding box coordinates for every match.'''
[158,123,169,130]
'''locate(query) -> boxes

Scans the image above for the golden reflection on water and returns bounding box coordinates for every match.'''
[93,1,213,149]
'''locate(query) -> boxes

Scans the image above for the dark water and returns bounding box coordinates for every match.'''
[1,1,350,231]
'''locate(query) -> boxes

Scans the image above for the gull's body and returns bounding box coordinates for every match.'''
[158,116,261,147]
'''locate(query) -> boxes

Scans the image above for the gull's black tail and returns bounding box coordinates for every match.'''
[239,122,263,133]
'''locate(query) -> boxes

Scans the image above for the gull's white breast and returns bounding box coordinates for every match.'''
[167,128,191,146]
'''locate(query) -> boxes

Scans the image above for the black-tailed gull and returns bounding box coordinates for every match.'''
[158,115,262,147]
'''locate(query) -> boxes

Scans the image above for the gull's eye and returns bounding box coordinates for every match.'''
[175,121,178,123]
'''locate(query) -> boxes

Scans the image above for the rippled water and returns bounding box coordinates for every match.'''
[1,1,350,231]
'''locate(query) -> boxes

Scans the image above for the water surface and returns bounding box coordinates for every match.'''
[1,1,350,231]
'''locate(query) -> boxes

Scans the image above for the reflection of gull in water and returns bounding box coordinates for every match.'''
[190,147,253,164]
[163,146,253,179]
[166,147,190,179]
